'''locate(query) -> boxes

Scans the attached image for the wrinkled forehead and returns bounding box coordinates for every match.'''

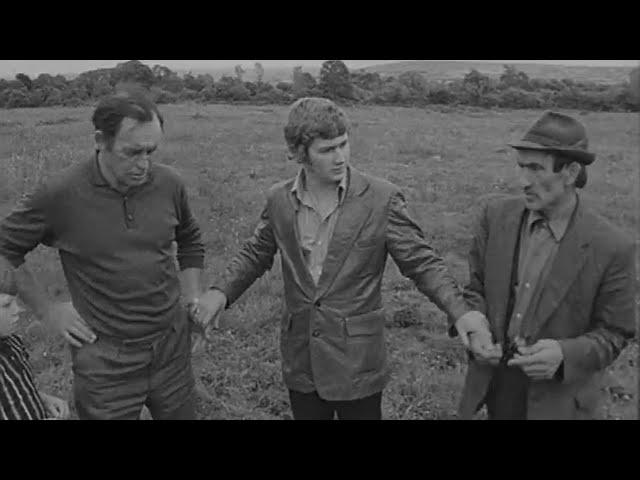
[515,149,553,166]
[115,114,163,145]
[312,133,350,148]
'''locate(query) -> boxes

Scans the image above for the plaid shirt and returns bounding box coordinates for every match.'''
[0,335,46,420]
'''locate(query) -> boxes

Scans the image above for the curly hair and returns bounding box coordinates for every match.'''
[283,97,350,156]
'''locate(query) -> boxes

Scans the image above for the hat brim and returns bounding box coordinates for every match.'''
[508,140,595,165]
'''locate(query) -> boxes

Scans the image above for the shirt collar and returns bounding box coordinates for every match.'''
[291,167,348,206]
[527,194,578,242]
[89,154,109,186]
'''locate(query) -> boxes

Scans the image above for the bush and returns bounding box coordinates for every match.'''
[4,89,30,108]
[150,87,178,104]
[476,92,501,108]
[181,89,202,102]
[496,87,542,109]
[427,84,457,104]
[319,60,354,99]
[42,88,64,107]
[500,65,531,91]
[373,80,412,104]
[276,82,293,93]
[255,89,291,104]
[27,89,46,107]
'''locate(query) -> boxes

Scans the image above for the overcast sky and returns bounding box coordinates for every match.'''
[0,60,637,78]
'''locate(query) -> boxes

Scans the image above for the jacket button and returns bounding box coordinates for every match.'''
[314,301,321,308]
[312,330,320,337]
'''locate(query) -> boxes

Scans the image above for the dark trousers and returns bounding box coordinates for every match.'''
[485,366,530,420]
[72,312,196,420]
[288,390,383,420]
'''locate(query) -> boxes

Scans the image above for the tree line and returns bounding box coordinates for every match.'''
[1,60,638,112]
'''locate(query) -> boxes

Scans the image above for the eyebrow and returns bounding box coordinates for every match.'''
[517,161,544,168]
[124,145,157,154]
[319,139,348,151]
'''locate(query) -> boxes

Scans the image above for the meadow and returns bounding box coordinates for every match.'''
[0,103,637,419]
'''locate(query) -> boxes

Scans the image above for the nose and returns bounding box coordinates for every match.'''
[518,167,532,189]
[135,156,150,171]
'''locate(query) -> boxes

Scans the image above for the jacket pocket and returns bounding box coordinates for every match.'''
[345,309,385,336]
[344,308,386,375]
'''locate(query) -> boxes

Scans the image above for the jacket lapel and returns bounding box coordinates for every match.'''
[484,198,526,338]
[275,182,316,294]
[524,199,591,339]
[315,168,373,299]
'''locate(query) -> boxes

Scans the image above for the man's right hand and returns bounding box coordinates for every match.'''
[454,310,501,361]
[45,302,96,348]
[193,289,227,341]
[455,311,491,348]
[470,333,503,366]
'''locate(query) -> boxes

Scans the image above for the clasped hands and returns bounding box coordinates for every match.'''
[454,311,564,381]
[187,289,228,355]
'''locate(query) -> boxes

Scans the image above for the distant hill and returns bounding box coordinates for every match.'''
[358,61,636,84]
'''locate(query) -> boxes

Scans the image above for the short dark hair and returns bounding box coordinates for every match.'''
[551,152,587,189]
[92,86,164,147]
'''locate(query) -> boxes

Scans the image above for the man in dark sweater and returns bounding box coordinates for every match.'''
[0,89,205,420]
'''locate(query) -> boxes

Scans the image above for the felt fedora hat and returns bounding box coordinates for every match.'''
[509,111,595,165]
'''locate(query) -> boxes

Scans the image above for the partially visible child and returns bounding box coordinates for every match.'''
[1,263,70,420]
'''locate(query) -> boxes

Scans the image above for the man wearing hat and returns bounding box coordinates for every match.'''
[458,111,635,420]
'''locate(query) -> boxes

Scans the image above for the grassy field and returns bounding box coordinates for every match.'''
[0,103,637,420]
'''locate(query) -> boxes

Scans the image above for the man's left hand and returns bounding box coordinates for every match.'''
[507,339,564,380]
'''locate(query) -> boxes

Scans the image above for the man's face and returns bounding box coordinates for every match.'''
[97,115,163,189]
[516,149,571,213]
[304,133,350,185]
[0,294,23,338]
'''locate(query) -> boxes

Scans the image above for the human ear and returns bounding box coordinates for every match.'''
[565,161,581,186]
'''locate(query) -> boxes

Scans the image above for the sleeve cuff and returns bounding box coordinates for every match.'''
[558,338,587,384]
[447,304,473,338]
